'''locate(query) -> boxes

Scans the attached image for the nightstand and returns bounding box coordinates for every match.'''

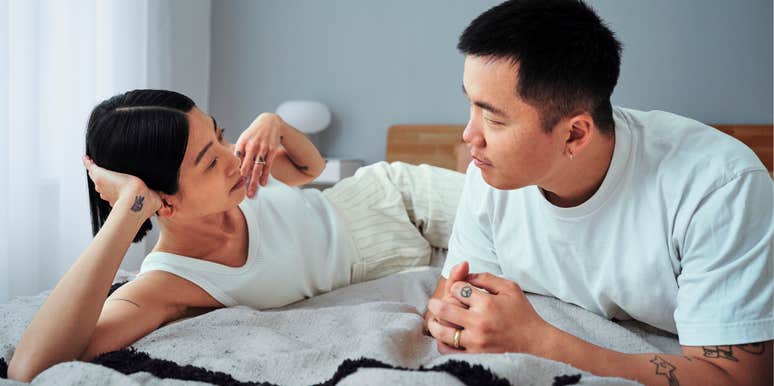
[304,158,363,190]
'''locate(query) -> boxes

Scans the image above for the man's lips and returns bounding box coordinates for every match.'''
[231,176,246,192]
[472,155,493,167]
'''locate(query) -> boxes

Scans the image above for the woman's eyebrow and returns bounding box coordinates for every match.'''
[194,116,219,166]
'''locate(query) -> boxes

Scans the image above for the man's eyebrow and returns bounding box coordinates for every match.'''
[462,84,507,118]
[194,117,218,166]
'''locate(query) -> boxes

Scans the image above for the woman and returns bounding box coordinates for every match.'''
[8,89,464,382]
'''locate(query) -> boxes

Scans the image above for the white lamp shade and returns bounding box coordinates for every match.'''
[276,100,331,134]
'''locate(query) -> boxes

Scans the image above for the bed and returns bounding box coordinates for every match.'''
[0,122,770,386]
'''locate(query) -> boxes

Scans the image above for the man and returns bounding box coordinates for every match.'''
[424,1,773,385]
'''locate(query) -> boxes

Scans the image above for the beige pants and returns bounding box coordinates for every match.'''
[323,162,464,283]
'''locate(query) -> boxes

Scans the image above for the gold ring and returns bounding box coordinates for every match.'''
[453,329,461,349]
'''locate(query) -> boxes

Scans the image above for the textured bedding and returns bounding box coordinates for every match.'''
[0,251,680,385]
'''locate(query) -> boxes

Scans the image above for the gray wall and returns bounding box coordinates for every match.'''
[209,0,773,164]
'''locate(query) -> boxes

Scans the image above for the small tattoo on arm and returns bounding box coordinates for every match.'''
[650,355,679,386]
[286,154,309,172]
[106,298,140,308]
[130,195,144,212]
[702,346,738,361]
[737,343,765,355]
[460,286,472,298]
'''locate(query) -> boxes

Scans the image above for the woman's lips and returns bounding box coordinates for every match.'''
[231,176,246,192]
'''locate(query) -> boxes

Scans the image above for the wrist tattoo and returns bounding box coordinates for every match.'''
[650,355,679,386]
[460,285,472,298]
[130,195,145,212]
[106,298,140,308]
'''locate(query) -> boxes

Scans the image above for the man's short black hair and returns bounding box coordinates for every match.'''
[458,0,622,135]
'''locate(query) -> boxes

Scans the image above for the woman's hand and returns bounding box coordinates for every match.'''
[233,113,286,197]
[83,155,162,217]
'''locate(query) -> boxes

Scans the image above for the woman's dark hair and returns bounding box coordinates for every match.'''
[458,0,622,135]
[85,89,195,242]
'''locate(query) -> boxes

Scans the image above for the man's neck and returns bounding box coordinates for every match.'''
[542,133,616,208]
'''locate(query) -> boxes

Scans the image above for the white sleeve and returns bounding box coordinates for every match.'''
[441,164,502,278]
[674,170,774,346]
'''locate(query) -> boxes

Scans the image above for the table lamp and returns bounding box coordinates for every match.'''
[276,100,331,134]
[275,100,361,185]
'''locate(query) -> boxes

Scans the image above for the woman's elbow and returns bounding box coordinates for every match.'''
[7,354,43,383]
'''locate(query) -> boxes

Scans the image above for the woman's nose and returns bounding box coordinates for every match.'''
[228,150,241,177]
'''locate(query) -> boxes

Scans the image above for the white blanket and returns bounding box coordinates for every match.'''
[0,265,680,385]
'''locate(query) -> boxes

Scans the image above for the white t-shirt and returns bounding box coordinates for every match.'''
[139,176,354,309]
[442,107,773,346]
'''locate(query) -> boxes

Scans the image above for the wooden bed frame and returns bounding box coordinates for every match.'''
[386,124,773,174]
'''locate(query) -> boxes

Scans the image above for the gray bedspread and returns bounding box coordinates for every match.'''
[0,265,680,385]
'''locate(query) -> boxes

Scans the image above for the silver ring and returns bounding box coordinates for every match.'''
[254,160,265,165]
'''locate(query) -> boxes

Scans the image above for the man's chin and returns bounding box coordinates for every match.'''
[481,172,525,191]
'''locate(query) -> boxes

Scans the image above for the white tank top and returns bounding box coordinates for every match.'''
[138,176,355,309]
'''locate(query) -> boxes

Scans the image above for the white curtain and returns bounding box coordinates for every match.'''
[0,0,211,303]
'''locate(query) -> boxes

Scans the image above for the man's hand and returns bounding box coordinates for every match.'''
[427,272,553,355]
[423,262,468,337]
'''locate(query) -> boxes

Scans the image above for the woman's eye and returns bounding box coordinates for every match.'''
[208,157,218,170]
[218,128,225,142]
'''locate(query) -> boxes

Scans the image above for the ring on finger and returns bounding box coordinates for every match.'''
[453,329,462,349]
[254,156,266,165]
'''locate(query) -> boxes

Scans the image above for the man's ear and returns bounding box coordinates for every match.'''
[155,194,175,218]
[564,113,594,158]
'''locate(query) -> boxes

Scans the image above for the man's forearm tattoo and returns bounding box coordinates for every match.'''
[702,343,765,361]
[650,355,679,386]
[106,298,140,308]
[737,343,765,355]
[130,195,145,212]
[460,285,472,298]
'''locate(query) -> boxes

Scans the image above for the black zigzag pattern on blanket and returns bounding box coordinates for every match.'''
[108,280,129,296]
[92,348,275,386]
[2,281,513,385]
[87,348,513,386]
[315,357,511,386]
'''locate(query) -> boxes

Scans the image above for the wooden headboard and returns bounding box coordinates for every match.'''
[385,125,467,172]
[386,124,773,173]
[714,125,772,172]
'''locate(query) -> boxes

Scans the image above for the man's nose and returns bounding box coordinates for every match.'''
[462,119,485,148]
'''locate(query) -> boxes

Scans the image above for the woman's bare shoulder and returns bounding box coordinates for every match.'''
[116,270,223,309]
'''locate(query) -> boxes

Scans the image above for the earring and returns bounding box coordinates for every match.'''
[568,150,574,160]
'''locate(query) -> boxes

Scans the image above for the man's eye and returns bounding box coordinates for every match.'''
[208,157,218,170]
[485,118,503,126]
[218,128,226,142]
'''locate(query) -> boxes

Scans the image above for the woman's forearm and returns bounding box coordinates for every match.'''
[8,196,151,382]
[279,119,325,177]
